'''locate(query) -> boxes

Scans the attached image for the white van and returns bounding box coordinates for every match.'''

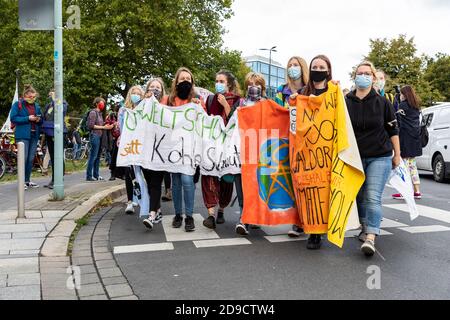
[416,103,450,182]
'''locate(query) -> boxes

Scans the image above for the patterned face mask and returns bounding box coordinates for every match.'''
[247,85,262,101]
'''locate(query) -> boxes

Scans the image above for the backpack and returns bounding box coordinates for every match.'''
[419,112,429,148]
[79,109,98,137]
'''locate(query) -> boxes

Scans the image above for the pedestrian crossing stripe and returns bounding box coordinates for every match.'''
[384,204,450,224]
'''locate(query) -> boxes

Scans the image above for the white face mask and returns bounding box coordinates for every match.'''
[376,80,386,91]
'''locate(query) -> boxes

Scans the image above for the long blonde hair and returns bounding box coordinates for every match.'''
[125,85,145,109]
[286,56,309,91]
[145,78,167,102]
[169,67,196,105]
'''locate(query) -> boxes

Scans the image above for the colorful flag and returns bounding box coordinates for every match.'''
[1,79,19,133]
[238,100,300,226]
[290,82,365,247]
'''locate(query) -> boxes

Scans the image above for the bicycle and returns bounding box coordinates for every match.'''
[65,137,90,169]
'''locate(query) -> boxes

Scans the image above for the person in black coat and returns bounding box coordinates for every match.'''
[393,85,423,199]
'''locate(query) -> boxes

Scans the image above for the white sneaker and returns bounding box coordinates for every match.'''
[97,176,104,181]
[288,225,304,238]
[142,218,153,230]
[27,182,39,188]
[24,184,28,190]
[235,223,249,236]
[153,211,163,224]
[125,203,135,215]
[361,239,376,257]
[132,202,139,207]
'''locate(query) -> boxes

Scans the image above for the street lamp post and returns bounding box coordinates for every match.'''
[259,46,277,97]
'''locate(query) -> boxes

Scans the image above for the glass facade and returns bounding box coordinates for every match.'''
[245,59,286,98]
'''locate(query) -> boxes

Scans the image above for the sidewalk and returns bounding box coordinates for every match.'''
[0,169,126,300]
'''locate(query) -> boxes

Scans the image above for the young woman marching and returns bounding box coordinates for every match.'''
[202,70,241,229]
[346,61,400,257]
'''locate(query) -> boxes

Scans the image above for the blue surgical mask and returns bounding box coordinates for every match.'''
[131,94,141,105]
[288,66,302,80]
[355,75,373,89]
[215,83,226,94]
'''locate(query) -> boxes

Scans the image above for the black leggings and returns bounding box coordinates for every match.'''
[46,135,65,183]
[125,167,134,202]
[164,172,171,190]
[142,169,165,212]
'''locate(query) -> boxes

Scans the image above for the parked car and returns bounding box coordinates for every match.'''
[416,103,450,182]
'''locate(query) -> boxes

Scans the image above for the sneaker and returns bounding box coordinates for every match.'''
[392,193,404,200]
[109,176,116,181]
[250,225,261,230]
[235,223,249,236]
[132,202,139,207]
[414,192,422,199]
[358,231,366,242]
[125,203,135,215]
[172,215,183,228]
[361,239,376,257]
[161,189,172,202]
[203,215,216,229]
[86,178,97,182]
[288,225,304,238]
[27,182,39,188]
[216,211,225,224]
[153,211,163,224]
[185,216,195,232]
[24,184,28,190]
[97,176,104,181]
[306,234,322,250]
[142,218,153,230]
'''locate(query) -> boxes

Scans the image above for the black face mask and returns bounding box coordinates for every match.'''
[176,81,193,100]
[310,70,329,83]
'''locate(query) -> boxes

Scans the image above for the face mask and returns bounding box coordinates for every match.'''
[176,81,193,100]
[150,89,162,100]
[376,80,385,91]
[131,94,142,105]
[247,85,262,101]
[25,98,36,104]
[98,101,105,111]
[355,75,373,90]
[288,66,302,80]
[310,70,328,83]
[215,83,227,94]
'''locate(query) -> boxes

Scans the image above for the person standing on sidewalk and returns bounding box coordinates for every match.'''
[41,89,68,189]
[106,104,120,181]
[10,84,43,189]
[201,70,241,230]
[161,67,206,232]
[346,61,401,257]
[392,85,423,200]
[86,97,113,182]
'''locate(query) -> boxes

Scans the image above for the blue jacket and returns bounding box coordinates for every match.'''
[10,99,43,140]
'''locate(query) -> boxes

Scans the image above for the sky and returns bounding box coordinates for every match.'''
[222,0,450,90]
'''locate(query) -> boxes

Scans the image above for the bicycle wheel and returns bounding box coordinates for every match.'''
[0,156,6,180]
[65,148,74,161]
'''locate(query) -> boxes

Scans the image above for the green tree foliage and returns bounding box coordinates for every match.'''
[364,35,447,106]
[0,0,248,123]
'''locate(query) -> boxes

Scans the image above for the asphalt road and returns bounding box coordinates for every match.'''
[110,172,450,300]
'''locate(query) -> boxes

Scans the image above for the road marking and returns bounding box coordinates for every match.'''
[193,238,252,248]
[398,225,450,234]
[344,229,393,238]
[384,204,450,224]
[114,242,174,255]
[264,235,308,243]
[162,214,220,242]
[381,218,409,228]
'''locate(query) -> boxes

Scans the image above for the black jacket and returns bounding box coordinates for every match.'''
[397,101,422,158]
[346,89,399,158]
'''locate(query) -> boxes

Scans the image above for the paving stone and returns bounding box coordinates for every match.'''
[112,295,138,300]
[12,232,47,239]
[94,252,113,261]
[0,224,46,233]
[77,283,105,297]
[9,250,40,256]
[79,265,97,274]
[105,284,133,298]
[93,236,109,241]
[16,218,59,224]
[0,285,40,300]
[79,273,101,285]
[101,276,127,286]
[41,210,70,218]
[93,247,109,253]
[99,267,122,278]
[7,273,40,286]
[95,259,117,269]
[71,257,93,266]
[74,239,91,246]
[0,257,38,274]
[93,241,109,247]
[0,274,6,288]
[71,250,91,258]
[42,289,77,300]
[40,274,71,287]
[45,223,58,231]
[24,211,43,219]
[0,234,11,239]
[0,238,45,251]
[0,211,18,220]
[81,295,108,300]
[40,236,70,257]
[50,220,77,237]
[40,256,70,263]
[75,245,91,251]
[40,261,70,269]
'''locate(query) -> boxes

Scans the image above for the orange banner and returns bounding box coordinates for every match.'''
[238,100,300,226]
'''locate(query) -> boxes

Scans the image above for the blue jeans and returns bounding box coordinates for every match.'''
[171,173,195,217]
[17,131,39,183]
[73,143,81,160]
[357,156,392,235]
[86,134,101,180]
